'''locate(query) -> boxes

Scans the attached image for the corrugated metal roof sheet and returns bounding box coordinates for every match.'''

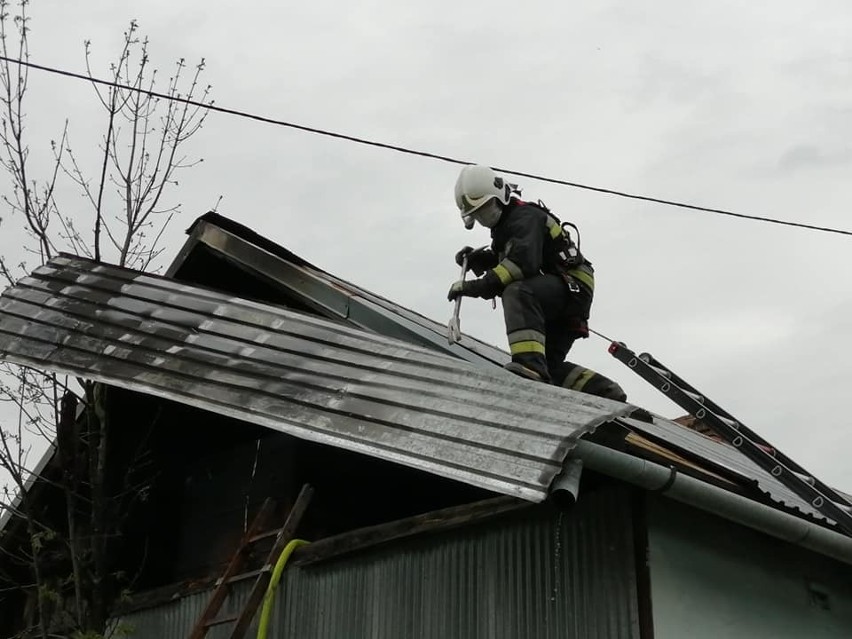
[620,415,830,524]
[169,214,847,528]
[167,213,512,368]
[0,255,632,502]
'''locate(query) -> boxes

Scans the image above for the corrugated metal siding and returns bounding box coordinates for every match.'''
[113,593,206,639]
[621,415,831,523]
[0,256,632,502]
[120,488,640,639]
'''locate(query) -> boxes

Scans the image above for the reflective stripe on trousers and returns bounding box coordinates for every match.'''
[552,361,627,402]
[501,273,592,380]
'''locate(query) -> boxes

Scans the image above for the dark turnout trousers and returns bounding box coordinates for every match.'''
[501,273,592,382]
[551,361,627,402]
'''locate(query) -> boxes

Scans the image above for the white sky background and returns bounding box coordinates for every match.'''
[0,1,851,488]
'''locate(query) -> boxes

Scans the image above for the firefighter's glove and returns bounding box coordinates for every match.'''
[447,278,488,301]
[455,245,498,277]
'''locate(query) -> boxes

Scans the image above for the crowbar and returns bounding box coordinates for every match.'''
[447,254,468,345]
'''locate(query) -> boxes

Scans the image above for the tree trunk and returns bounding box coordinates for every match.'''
[86,382,109,632]
[57,391,84,625]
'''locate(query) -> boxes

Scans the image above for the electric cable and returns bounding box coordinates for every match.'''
[3,54,852,237]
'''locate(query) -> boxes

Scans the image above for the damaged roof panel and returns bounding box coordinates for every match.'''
[620,415,830,524]
[167,213,512,368]
[0,255,632,502]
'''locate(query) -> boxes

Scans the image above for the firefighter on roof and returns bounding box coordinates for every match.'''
[448,164,626,401]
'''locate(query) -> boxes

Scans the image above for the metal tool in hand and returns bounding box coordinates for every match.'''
[447,254,468,344]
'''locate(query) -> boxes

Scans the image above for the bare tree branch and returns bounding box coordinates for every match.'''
[0,8,212,636]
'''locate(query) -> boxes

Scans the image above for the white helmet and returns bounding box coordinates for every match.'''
[454,165,517,229]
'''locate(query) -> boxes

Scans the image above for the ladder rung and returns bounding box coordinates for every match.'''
[218,566,270,587]
[683,390,704,404]
[793,472,816,486]
[704,413,741,432]
[249,529,282,544]
[647,363,671,379]
[717,415,738,429]
[204,615,237,628]
[835,501,852,514]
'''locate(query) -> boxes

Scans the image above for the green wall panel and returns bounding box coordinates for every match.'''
[647,496,852,639]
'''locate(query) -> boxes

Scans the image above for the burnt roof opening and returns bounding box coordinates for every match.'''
[107,388,494,592]
[171,242,319,315]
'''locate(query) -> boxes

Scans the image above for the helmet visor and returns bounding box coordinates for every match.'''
[458,193,495,228]
[459,192,494,213]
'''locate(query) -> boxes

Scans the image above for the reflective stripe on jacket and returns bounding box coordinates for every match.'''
[479,201,593,298]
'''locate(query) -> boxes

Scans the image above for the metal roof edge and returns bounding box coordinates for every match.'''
[0,256,634,507]
[166,213,511,367]
[0,442,56,533]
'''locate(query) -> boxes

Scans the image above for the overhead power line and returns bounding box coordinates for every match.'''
[3,54,852,238]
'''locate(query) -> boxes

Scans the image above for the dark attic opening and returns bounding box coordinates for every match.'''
[0,382,513,633]
[101,386,496,599]
[168,214,325,315]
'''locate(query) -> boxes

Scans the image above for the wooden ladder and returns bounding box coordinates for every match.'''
[188,484,314,639]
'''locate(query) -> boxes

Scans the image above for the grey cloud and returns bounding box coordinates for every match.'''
[1,0,850,492]
[777,144,852,171]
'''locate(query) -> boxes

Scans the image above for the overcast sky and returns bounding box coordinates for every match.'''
[1,1,851,489]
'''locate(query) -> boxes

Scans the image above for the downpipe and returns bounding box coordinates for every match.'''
[550,458,584,508]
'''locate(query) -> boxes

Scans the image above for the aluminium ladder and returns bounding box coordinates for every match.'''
[607,341,852,536]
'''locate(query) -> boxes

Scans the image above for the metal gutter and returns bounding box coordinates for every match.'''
[572,440,852,566]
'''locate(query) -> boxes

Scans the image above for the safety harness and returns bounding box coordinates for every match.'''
[526,199,595,295]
